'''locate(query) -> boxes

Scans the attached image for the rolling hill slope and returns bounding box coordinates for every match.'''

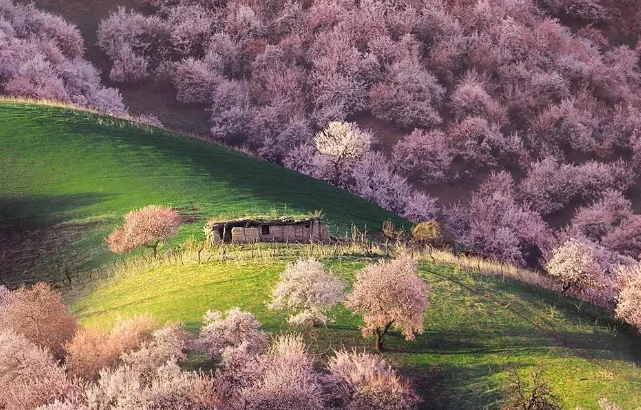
[72,256,641,410]
[0,101,404,285]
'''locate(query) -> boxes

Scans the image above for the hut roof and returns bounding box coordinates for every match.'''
[206,215,322,228]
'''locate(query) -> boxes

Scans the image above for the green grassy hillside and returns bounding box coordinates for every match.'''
[72,255,641,410]
[0,101,404,285]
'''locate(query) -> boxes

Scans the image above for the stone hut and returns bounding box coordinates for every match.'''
[204,216,331,244]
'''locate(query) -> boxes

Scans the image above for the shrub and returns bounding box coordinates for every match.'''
[65,315,157,380]
[546,238,601,296]
[327,350,421,410]
[346,256,430,351]
[615,271,641,334]
[239,334,325,410]
[106,205,181,257]
[412,221,442,246]
[0,283,76,354]
[268,258,345,328]
[0,330,77,410]
[198,307,269,361]
[501,368,562,410]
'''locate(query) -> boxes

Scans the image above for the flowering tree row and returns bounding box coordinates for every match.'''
[0,280,424,410]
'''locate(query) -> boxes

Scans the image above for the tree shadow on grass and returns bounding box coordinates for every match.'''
[402,362,521,410]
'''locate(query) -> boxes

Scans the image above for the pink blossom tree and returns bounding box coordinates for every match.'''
[392,129,453,183]
[84,359,219,410]
[65,315,157,380]
[351,151,412,215]
[97,7,165,83]
[369,58,444,129]
[569,190,641,258]
[0,330,78,410]
[171,57,219,103]
[449,71,506,124]
[445,172,551,266]
[345,256,430,351]
[268,258,345,328]
[106,205,181,257]
[167,4,214,57]
[518,157,579,215]
[239,334,325,410]
[209,79,253,144]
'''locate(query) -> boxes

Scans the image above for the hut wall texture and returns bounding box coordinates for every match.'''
[231,227,260,243]
[259,220,330,242]
[206,219,330,244]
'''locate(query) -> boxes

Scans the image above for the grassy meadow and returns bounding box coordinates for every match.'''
[0,101,403,285]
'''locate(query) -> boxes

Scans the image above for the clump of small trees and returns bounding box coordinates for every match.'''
[106,205,181,257]
[0,1,126,114]
[0,282,423,410]
[286,121,439,223]
[267,256,431,352]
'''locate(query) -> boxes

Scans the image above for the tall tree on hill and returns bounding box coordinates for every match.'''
[346,256,430,351]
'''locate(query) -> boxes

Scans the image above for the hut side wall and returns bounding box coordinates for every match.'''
[259,220,330,242]
[231,227,260,243]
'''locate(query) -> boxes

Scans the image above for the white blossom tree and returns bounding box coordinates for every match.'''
[546,238,602,295]
[313,121,373,186]
[268,258,345,328]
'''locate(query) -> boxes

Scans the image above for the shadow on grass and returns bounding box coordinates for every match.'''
[404,362,516,410]
[0,193,113,286]
[0,193,112,227]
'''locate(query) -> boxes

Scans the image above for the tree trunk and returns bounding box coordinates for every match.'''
[374,321,394,352]
[561,282,571,296]
[146,240,160,258]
